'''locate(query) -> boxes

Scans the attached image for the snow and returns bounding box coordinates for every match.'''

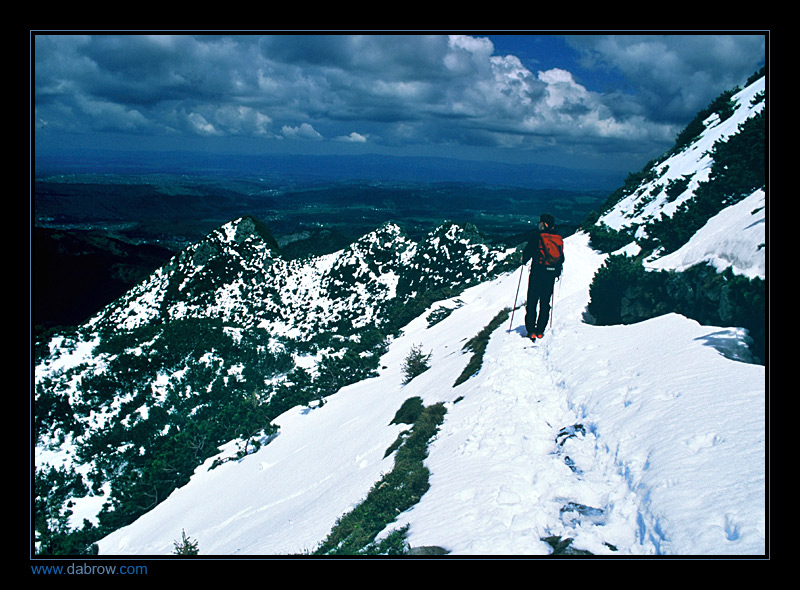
[645,189,766,279]
[599,77,765,233]
[96,231,766,557]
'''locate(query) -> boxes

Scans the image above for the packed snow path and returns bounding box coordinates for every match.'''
[396,315,653,555]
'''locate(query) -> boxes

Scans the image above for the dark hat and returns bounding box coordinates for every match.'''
[540,213,555,228]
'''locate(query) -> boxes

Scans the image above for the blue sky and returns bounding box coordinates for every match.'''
[32,32,766,176]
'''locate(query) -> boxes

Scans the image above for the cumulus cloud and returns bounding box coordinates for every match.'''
[209,105,274,137]
[187,112,220,136]
[281,123,323,141]
[335,132,368,143]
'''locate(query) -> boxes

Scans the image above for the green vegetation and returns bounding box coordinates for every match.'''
[172,530,200,555]
[542,535,593,556]
[665,174,694,202]
[314,400,447,555]
[390,396,425,427]
[401,345,432,384]
[586,223,636,254]
[454,308,511,386]
[587,255,670,325]
[34,466,100,556]
[588,256,765,362]
[426,303,460,327]
[384,287,456,336]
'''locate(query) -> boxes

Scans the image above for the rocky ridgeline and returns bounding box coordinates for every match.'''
[86,216,514,337]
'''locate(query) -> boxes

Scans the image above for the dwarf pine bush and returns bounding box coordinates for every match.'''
[401,344,432,384]
[173,529,199,555]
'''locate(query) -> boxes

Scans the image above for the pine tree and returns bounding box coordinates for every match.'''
[401,344,432,384]
[172,529,199,555]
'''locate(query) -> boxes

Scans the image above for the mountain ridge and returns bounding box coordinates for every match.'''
[34,216,519,555]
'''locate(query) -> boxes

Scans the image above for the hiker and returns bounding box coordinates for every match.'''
[521,213,564,340]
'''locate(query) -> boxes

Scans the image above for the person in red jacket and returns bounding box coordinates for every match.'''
[521,213,565,340]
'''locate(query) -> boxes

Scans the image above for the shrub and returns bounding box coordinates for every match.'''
[665,174,693,202]
[454,308,510,386]
[173,529,199,555]
[587,257,766,363]
[588,255,656,325]
[587,223,636,254]
[391,397,425,425]
[315,402,447,555]
[401,344,432,384]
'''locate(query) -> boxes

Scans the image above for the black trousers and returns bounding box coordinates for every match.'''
[525,266,557,335]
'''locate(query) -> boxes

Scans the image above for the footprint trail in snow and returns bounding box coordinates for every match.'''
[400,321,655,556]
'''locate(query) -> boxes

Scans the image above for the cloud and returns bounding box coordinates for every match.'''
[33,33,765,170]
[281,123,323,141]
[335,132,368,143]
[187,112,220,136]
[564,34,765,123]
[204,105,274,137]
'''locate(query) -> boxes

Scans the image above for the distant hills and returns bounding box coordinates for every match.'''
[33,227,175,328]
[35,150,625,191]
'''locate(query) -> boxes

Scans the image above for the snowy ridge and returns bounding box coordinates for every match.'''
[97,233,765,556]
[645,189,765,279]
[598,75,765,280]
[85,218,509,337]
[599,76,764,233]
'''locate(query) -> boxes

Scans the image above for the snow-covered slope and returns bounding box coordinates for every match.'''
[33,216,518,554]
[645,188,765,279]
[598,75,763,232]
[598,74,765,281]
[97,232,765,556]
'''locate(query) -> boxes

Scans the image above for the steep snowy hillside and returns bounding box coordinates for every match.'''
[597,70,766,262]
[97,231,765,556]
[33,217,516,555]
[645,188,764,279]
[584,72,766,363]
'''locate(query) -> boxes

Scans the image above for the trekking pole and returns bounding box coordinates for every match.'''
[508,263,526,332]
[548,270,563,333]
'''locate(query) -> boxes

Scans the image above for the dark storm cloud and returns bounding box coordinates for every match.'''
[564,34,765,125]
[33,33,766,168]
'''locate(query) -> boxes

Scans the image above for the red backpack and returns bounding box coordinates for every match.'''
[539,232,564,275]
